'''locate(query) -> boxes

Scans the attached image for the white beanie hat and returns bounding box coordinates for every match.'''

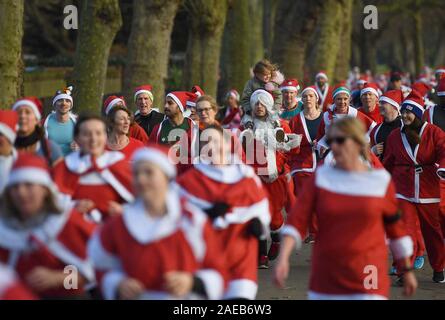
[250,89,274,114]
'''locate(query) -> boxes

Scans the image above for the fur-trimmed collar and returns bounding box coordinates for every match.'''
[65,150,125,174]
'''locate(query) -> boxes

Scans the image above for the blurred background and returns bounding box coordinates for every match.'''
[1,0,444,112]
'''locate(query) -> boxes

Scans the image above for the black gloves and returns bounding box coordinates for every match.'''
[204,202,230,220]
[247,218,264,239]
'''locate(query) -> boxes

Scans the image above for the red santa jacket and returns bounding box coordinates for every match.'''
[0,209,96,298]
[315,84,334,112]
[317,105,376,149]
[288,112,319,174]
[0,264,36,300]
[105,137,144,163]
[283,165,412,298]
[88,189,226,300]
[52,151,134,221]
[383,123,445,203]
[240,120,300,182]
[358,104,383,124]
[129,123,149,145]
[176,163,270,299]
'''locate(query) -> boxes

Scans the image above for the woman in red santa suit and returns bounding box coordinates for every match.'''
[316,86,376,156]
[177,125,270,299]
[105,105,144,163]
[88,145,226,300]
[52,115,134,223]
[288,86,323,243]
[240,89,301,268]
[0,264,36,300]
[275,117,417,299]
[0,154,96,299]
[383,89,445,283]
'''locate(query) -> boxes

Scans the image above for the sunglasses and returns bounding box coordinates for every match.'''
[326,136,349,146]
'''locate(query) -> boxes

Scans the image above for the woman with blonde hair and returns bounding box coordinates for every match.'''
[275,117,417,300]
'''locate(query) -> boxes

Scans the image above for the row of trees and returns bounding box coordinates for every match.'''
[1,0,445,111]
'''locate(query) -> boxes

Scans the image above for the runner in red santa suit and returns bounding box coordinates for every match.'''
[0,154,96,299]
[275,117,417,300]
[239,89,301,268]
[103,95,149,144]
[288,86,323,243]
[383,89,445,283]
[314,71,333,112]
[0,264,36,300]
[358,83,383,124]
[177,125,270,299]
[316,86,376,156]
[88,145,226,300]
[52,115,134,223]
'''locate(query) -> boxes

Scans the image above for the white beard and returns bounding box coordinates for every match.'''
[253,118,278,150]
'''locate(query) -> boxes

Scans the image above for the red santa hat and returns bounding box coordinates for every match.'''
[226,89,240,101]
[52,86,74,108]
[12,97,43,121]
[437,76,445,97]
[360,82,380,97]
[315,71,328,81]
[103,95,126,115]
[166,91,198,113]
[0,110,18,144]
[188,86,205,108]
[379,90,404,113]
[250,89,274,114]
[357,75,369,86]
[6,153,58,197]
[401,89,425,119]
[300,86,319,101]
[435,67,445,76]
[191,85,205,98]
[132,144,176,179]
[280,79,300,92]
[134,85,154,102]
[411,81,431,98]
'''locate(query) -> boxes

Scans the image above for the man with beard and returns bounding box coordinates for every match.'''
[240,89,301,268]
[43,86,78,156]
[134,85,165,137]
[383,89,445,283]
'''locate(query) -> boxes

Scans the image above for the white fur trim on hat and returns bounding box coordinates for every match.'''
[0,123,16,144]
[7,167,52,188]
[166,93,184,113]
[105,98,125,115]
[12,100,41,120]
[132,148,176,178]
[360,87,379,97]
[52,94,73,107]
[379,96,400,110]
[315,72,328,80]
[134,90,154,102]
[301,87,319,100]
[280,85,300,92]
[435,69,445,74]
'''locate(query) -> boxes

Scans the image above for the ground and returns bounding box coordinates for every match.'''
[256,242,445,300]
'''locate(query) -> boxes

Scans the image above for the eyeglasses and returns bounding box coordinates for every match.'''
[326,136,348,146]
[197,107,214,114]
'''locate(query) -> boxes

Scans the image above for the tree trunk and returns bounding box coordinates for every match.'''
[123,0,181,109]
[248,0,264,65]
[272,0,323,80]
[220,0,250,95]
[0,0,24,109]
[412,10,424,77]
[72,0,122,113]
[310,0,343,80]
[183,0,228,97]
[333,0,353,83]
[262,0,278,59]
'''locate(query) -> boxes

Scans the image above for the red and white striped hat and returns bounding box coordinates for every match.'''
[280,79,300,92]
[0,110,18,144]
[134,85,154,102]
[360,82,380,98]
[12,97,44,121]
[300,86,319,101]
[435,67,445,76]
[132,144,177,178]
[6,153,57,194]
[379,90,404,112]
[166,91,198,113]
[103,95,126,115]
[226,89,240,101]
